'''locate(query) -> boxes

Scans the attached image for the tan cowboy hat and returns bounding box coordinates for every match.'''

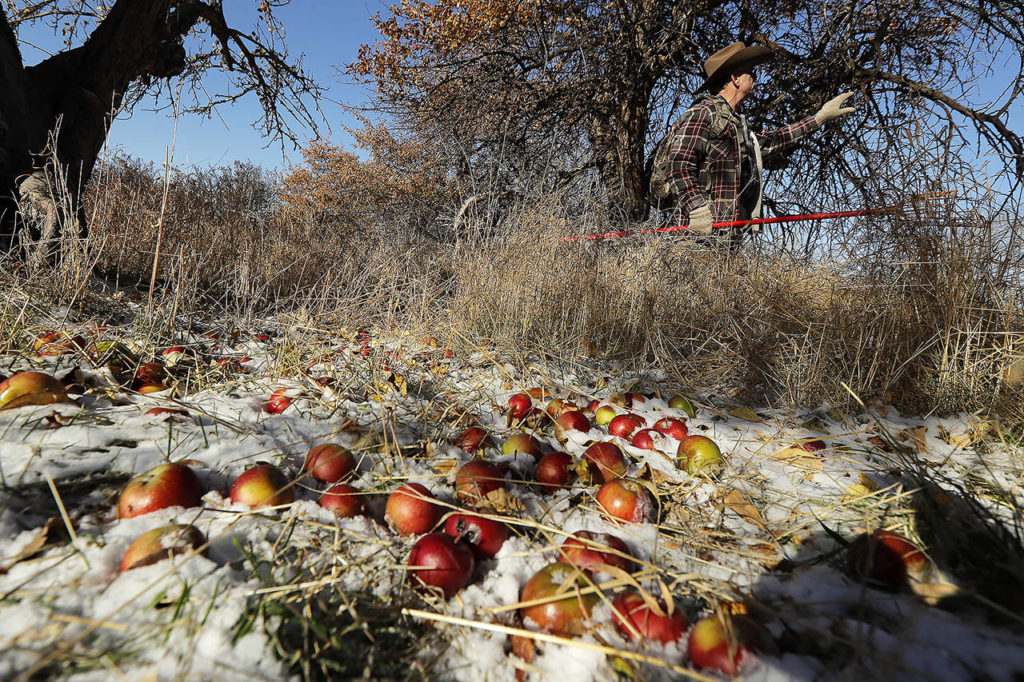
[698,41,772,91]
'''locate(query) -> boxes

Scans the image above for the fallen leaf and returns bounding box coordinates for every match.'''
[911,580,961,605]
[0,518,63,573]
[722,489,764,525]
[727,406,761,422]
[481,488,525,513]
[432,459,458,474]
[768,446,824,471]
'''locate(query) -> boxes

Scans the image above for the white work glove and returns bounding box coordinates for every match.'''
[687,204,714,235]
[815,92,856,125]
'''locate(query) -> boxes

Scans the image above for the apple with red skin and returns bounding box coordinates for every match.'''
[688,613,776,676]
[120,523,206,572]
[230,463,294,508]
[556,410,591,434]
[145,407,190,419]
[508,392,533,419]
[594,405,617,426]
[608,414,644,439]
[386,483,442,535]
[582,442,628,482]
[596,480,653,524]
[501,433,545,460]
[520,562,599,636]
[800,439,827,452]
[303,443,357,483]
[544,398,577,419]
[454,426,494,453]
[846,530,929,587]
[653,417,688,441]
[535,451,575,491]
[137,382,167,395]
[668,394,697,418]
[631,429,657,450]
[454,460,507,503]
[443,512,509,560]
[558,531,637,574]
[408,532,475,598]
[0,371,72,410]
[677,435,723,475]
[611,590,688,644]
[266,388,294,414]
[319,484,365,517]
[117,462,204,519]
[133,361,168,387]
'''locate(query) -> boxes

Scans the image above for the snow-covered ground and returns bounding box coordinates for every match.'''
[2,316,1023,680]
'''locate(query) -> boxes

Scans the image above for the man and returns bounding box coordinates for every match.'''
[664,41,855,245]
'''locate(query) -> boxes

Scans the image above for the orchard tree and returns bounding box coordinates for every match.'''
[350,0,1023,226]
[0,1,321,254]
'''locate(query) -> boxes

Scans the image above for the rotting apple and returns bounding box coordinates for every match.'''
[545,398,577,419]
[668,394,697,418]
[535,451,575,491]
[443,511,509,560]
[653,417,688,441]
[407,532,475,599]
[594,405,617,426]
[582,442,628,482]
[800,439,827,452]
[454,460,507,503]
[117,462,204,519]
[0,371,73,411]
[608,414,644,439]
[596,480,654,524]
[557,531,637,574]
[846,529,930,587]
[454,426,494,453]
[508,392,533,419]
[519,562,599,636]
[229,462,295,508]
[386,483,442,535]
[500,432,545,460]
[611,590,688,644]
[688,612,776,676]
[303,443,357,483]
[677,435,723,476]
[319,483,366,517]
[120,523,206,572]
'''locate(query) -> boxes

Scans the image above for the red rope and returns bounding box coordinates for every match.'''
[560,208,890,243]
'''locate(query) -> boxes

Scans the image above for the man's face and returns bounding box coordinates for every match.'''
[733,67,755,98]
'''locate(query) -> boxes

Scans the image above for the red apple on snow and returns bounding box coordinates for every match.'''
[653,417,688,441]
[266,387,294,414]
[318,483,365,517]
[611,590,688,644]
[454,460,507,503]
[596,480,654,524]
[508,392,533,419]
[443,511,509,560]
[554,410,591,441]
[535,451,575,491]
[519,562,599,636]
[677,435,723,475]
[0,371,73,411]
[846,530,930,587]
[120,523,206,571]
[501,432,545,460]
[303,443,357,483]
[688,612,776,676]
[594,405,618,426]
[117,462,204,519]
[582,442,628,482]
[407,532,475,598]
[386,483,442,535]
[145,407,190,419]
[454,426,494,453]
[631,429,657,450]
[558,531,637,574]
[608,414,644,439]
[229,463,295,508]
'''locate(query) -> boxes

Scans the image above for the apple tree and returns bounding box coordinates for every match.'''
[0,1,321,255]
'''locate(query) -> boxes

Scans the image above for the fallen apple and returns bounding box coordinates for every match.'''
[688,612,776,676]
[677,435,723,476]
[407,532,475,598]
[454,426,494,453]
[582,442,628,482]
[608,414,644,439]
[544,398,577,419]
[554,410,591,440]
[120,523,206,572]
[303,443,357,483]
[846,530,930,587]
[117,462,204,519]
[133,361,168,387]
[443,511,509,560]
[800,439,827,452]
[454,460,507,503]
[594,405,617,426]
[386,483,442,535]
[611,590,688,644]
[0,371,73,411]
[318,483,365,517]
[668,394,697,418]
[520,562,599,636]
[500,432,545,460]
[596,480,653,524]
[145,407,190,419]
[266,387,295,414]
[557,531,637,574]
[631,429,657,450]
[534,451,575,491]
[508,392,533,419]
[653,417,688,441]
[229,462,295,508]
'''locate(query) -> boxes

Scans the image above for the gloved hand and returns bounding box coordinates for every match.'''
[815,92,856,125]
[687,204,714,235]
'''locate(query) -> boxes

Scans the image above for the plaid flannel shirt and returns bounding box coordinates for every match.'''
[667,95,819,227]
